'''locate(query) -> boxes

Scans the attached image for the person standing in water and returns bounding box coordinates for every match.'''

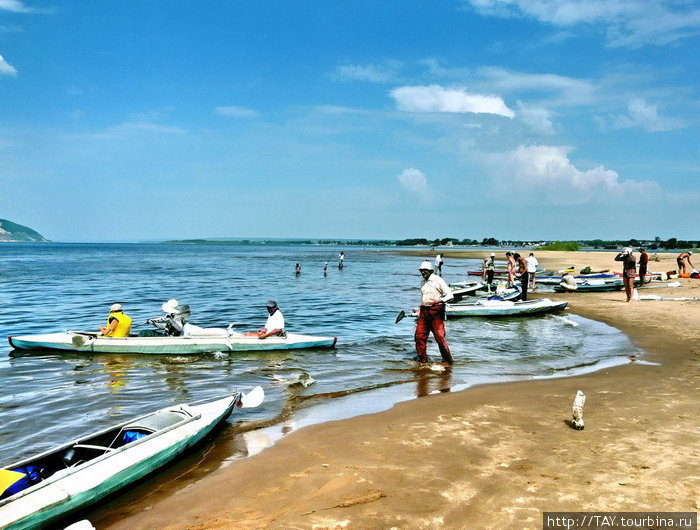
[414,261,454,364]
[338,251,345,269]
[434,253,443,276]
[295,263,301,275]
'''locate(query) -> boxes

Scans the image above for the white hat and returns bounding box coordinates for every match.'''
[419,260,434,271]
[109,303,122,312]
[490,252,495,257]
[162,299,179,313]
[623,247,632,254]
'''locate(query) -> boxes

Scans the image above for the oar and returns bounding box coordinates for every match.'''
[395,310,418,323]
[639,294,700,301]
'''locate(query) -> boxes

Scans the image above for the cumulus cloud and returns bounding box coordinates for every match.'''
[463,0,700,48]
[390,85,515,118]
[0,0,32,13]
[398,168,432,200]
[334,61,401,83]
[0,54,17,76]
[214,106,259,118]
[484,144,660,203]
[611,98,684,132]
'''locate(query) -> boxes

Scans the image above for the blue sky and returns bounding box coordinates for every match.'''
[0,0,698,242]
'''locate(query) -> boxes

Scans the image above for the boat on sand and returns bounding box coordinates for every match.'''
[0,387,264,529]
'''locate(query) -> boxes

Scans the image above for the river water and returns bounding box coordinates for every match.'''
[0,243,641,468]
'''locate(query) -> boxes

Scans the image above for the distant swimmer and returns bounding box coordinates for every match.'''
[99,303,132,337]
[323,262,328,275]
[295,263,301,275]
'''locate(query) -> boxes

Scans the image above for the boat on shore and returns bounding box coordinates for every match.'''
[0,387,264,529]
[553,278,624,292]
[446,298,568,317]
[8,330,338,355]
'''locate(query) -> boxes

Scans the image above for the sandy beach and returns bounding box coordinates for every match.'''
[97,250,699,529]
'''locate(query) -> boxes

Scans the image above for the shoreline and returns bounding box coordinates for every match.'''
[93,250,699,529]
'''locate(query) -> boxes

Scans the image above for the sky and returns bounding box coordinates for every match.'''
[0,0,698,242]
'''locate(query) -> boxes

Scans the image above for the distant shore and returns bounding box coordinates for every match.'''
[96,250,699,529]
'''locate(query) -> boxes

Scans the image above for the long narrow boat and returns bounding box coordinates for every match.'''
[535,273,618,285]
[448,281,484,298]
[8,330,338,354]
[0,387,264,529]
[553,278,624,293]
[446,298,568,317]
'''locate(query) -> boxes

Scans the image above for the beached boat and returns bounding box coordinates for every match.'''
[446,298,568,317]
[8,330,338,355]
[536,273,617,285]
[448,281,484,298]
[553,278,624,293]
[0,387,264,529]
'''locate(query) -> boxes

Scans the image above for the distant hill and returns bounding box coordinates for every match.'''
[0,219,48,242]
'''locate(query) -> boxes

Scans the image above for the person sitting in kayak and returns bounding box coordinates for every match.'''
[147,299,186,336]
[99,303,132,337]
[245,300,285,339]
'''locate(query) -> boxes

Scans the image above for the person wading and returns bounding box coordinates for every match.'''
[414,260,454,364]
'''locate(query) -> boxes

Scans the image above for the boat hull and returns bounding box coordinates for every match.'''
[446,298,568,317]
[0,395,238,529]
[8,332,338,354]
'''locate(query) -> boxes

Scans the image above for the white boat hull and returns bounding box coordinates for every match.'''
[8,331,338,354]
[0,394,244,529]
[446,298,568,317]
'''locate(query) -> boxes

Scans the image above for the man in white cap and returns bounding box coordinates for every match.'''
[245,300,285,339]
[414,261,454,364]
[147,299,187,336]
[99,303,132,337]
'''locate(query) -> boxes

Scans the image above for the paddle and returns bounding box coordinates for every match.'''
[639,295,700,301]
[395,310,419,323]
[239,385,265,408]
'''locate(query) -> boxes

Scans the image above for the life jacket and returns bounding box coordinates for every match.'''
[106,311,132,337]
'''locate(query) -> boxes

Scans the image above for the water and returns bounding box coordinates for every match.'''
[0,243,641,465]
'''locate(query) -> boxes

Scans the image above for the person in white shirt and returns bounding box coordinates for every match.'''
[434,253,443,276]
[245,300,285,339]
[526,252,539,289]
[414,260,454,364]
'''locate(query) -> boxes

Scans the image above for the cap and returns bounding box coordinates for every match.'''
[623,247,632,254]
[109,303,122,312]
[490,252,495,257]
[266,299,278,308]
[418,260,434,271]
[162,299,179,314]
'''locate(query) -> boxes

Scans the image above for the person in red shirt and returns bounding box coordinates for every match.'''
[637,248,649,286]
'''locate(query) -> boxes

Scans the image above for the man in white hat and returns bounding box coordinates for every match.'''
[99,303,132,337]
[147,299,187,336]
[414,261,454,364]
[245,300,285,339]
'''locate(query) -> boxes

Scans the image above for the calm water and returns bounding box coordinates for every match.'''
[0,243,641,465]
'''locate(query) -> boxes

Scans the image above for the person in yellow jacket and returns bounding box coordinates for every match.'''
[99,303,132,337]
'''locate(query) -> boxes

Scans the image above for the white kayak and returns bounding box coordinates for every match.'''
[8,330,338,354]
[0,387,264,530]
[446,298,568,317]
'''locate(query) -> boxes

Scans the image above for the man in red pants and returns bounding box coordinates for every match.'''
[414,260,454,364]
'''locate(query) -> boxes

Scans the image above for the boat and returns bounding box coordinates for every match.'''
[536,273,618,285]
[553,278,624,293]
[8,330,338,355]
[0,387,265,529]
[448,281,484,298]
[446,298,568,317]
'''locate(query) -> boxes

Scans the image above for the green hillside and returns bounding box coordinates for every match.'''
[0,219,48,242]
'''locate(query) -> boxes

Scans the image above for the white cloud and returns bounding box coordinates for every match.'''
[214,106,259,118]
[390,85,515,118]
[484,144,660,203]
[464,0,700,48]
[516,101,556,134]
[0,0,32,13]
[398,167,430,197]
[611,98,685,132]
[0,54,17,76]
[334,61,401,83]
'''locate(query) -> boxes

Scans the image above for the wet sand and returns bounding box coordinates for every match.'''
[99,250,699,529]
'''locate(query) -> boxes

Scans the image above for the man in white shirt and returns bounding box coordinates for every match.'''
[245,299,285,339]
[415,261,454,364]
[434,253,443,276]
[526,252,539,289]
